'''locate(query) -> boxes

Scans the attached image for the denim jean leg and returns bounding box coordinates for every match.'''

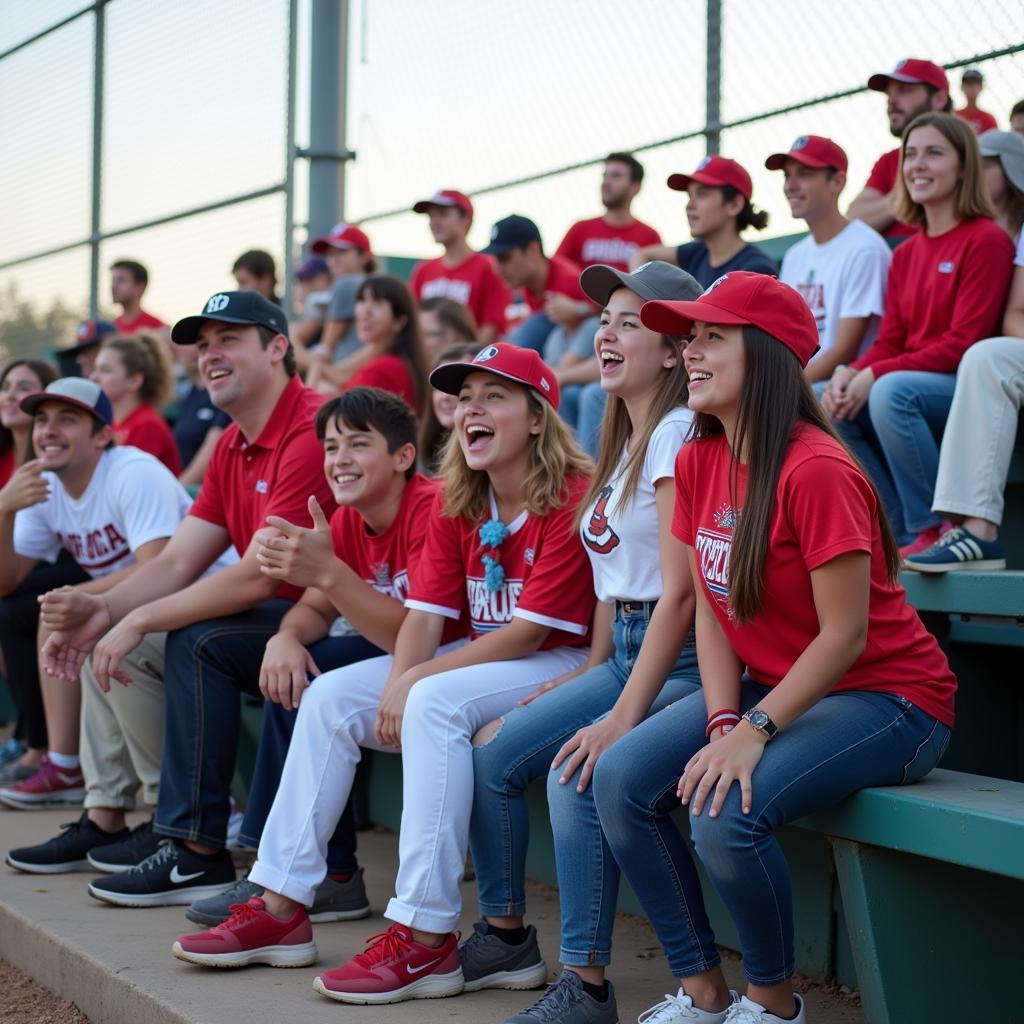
[575,382,607,461]
[509,312,554,353]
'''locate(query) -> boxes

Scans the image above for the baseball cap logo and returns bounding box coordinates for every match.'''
[703,274,729,296]
[792,136,808,151]
[633,261,654,274]
[206,294,230,313]
[490,224,500,241]
[539,377,551,392]
[475,346,500,363]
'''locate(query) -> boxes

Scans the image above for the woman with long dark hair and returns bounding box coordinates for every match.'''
[593,272,956,1024]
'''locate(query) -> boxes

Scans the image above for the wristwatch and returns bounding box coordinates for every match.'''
[742,708,778,740]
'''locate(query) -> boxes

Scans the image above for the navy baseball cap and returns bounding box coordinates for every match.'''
[295,255,329,281]
[62,319,117,354]
[172,290,288,345]
[480,215,543,256]
[21,378,114,426]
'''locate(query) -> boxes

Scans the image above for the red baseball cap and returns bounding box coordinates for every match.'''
[640,271,819,368]
[667,155,753,201]
[309,222,373,255]
[429,343,559,410]
[412,190,474,219]
[867,59,949,95]
[765,135,848,173]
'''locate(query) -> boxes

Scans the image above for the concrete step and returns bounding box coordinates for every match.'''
[0,807,865,1024]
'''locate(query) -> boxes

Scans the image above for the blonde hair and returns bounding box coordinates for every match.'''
[895,112,997,227]
[102,331,174,407]
[439,387,593,522]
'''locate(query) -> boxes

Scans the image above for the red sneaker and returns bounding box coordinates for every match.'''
[172,897,317,968]
[0,755,84,808]
[313,923,463,1004]
[900,522,950,560]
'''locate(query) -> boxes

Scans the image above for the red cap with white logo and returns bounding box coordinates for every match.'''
[412,190,474,219]
[310,222,373,255]
[765,135,848,173]
[867,58,949,95]
[429,343,559,410]
[640,271,819,368]
[667,155,753,201]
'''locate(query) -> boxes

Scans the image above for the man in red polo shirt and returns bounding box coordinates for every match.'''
[109,260,167,334]
[847,58,951,240]
[408,190,509,345]
[41,291,365,907]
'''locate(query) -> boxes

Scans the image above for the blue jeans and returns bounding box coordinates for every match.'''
[470,604,701,967]
[509,312,554,353]
[593,679,950,985]
[575,381,607,460]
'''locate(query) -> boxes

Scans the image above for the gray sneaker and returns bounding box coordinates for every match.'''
[460,921,549,992]
[186,876,262,926]
[504,969,618,1023]
[0,761,35,787]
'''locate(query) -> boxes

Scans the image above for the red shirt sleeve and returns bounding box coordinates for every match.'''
[477,259,512,331]
[865,150,898,193]
[405,493,467,619]
[263,430,336,532]
[408,261,425,300]
[554,223,583,266]
[346,356,417,411]
[671,441,698,546]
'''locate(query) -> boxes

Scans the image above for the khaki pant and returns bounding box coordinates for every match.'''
[80,632,166,810]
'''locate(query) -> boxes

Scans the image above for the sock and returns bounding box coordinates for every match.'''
[485,922,528,945]
[47,751,80,770]
[580,979,609,1002]
[328,871,353,883]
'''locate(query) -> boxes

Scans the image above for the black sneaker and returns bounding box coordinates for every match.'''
[88,840,236,907]
[87,817,170,873]
[460,921,548,992]
[6,813,130,874]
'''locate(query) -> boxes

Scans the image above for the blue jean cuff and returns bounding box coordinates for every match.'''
[559,947,612,968]
[478,900,528,919]
[153,821,227,850]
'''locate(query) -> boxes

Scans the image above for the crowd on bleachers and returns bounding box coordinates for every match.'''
[0,57,1021,1024]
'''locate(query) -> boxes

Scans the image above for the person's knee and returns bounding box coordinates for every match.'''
[688,798,752,882]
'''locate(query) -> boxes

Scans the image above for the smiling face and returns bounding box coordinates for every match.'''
[32,402,110,475]
[0,364,47,431]
[321,415,410,509]
[427,205,469,246]
[454,372,539,475]
[685,183,742,238]
[781,160,844,222]
[90,346,137,406]
[885,81,935,138]
[595,287,678,399]
[196,321,281,411]
[903,124,961,209]
[683,321,746,421]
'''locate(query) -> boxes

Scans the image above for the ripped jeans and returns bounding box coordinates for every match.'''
[469,603,701,967]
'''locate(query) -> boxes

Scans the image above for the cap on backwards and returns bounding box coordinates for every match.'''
[765,135,848,174]
[412,190,474,219]
[20,378,114,426]
[429,342,560,410]
[309,222,373,256]
[640,271,820,368]
[667,155,753,201]
[171,291,288,346]
[867,58,949,95]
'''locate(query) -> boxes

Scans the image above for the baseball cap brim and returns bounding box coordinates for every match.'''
[640,298,752,336]
[479,240,516,256]
[171,312,269,346]
[868,71,925,91]
[429,361,553,405]
[58,338,103,355]
[413,198,462,214]
[310,238,356,254]
[20,391,109,424]
[765,151,834,170]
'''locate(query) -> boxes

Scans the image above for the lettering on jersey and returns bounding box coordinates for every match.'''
[368,562,411,601]
[694,503,740,619]
[580,238,639,266]
[421,278,472,305]
[795,274,827,335]
[57,523,130,572]
[581,484,621,555]
[466,576,525,632]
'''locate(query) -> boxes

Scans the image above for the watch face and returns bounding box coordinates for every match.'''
[748,710,769,728]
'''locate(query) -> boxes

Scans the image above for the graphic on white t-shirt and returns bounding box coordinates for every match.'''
[581,485,621,555]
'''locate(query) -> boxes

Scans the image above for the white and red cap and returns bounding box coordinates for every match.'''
[21,378,114,426]
[429,343,559,410]
[309,222,373,255]
[667,155,753,201]
[867,59,949,95]
[765,135,848,173]
[412,190,474,218]
[640,271,819,368]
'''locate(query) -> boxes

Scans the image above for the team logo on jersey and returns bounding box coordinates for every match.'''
[368,562,410,600]
[205,294,230,313]
[582,484,621,555]
[374,562,391,586]
[255,480,268,494]
[713,502,739,529]
[937,261,955,274]
[475,346,500,363]
[792,135,809,151]
[703,274,729,296]
[524,548,535,565]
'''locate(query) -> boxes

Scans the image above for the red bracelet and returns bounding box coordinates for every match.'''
[706,709,740,737]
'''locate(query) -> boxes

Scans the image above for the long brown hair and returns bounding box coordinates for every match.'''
[419,342,482,475]
[102,331,173,407]
[692,327,900,624]
[0,358,59,462]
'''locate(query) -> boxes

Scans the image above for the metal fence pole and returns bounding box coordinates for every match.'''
[705,0,722,156]
[283,0,298,315]
[88,0,108,317]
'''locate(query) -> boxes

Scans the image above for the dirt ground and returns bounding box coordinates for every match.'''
[0,961,91,1024]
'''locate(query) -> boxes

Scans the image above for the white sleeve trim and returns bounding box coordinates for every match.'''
[404,599,461,620]
[514,607,588,635]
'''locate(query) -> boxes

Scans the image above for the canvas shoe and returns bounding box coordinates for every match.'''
[172,896,317,968]
[903,526,1006,574]
[88,840,236,907]
[504,969,618,1023]
[723,994,805,1024]
[459,921,548,992]
[87,817,170,872]
[313,923,463,1004]
[639,988,739,1022]
[0,755,84,808]
[6,812,130,874]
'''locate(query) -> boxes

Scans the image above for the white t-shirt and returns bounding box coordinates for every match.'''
[16,447,208,577]
[780,219,891,362]
[579,407,692,602]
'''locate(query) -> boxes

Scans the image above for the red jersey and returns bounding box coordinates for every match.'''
[405,474,595,649]
[329,473,465,646]
[852,217,1013,378]
[555,216,662,273]
[113,403,181,476]
[674,426,956,727]
[345,354,420,413]
[114,311,166,334]
[189,375,336,600]
[955,107,998,135]
[522,255,587,315]
[0,447,14,490]
[409,253,511,333]
[863,149,915,241]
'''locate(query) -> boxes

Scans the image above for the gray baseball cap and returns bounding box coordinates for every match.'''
[979,130,1024,193]
[580,260,702,309]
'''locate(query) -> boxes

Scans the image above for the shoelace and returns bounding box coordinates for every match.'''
[129,839,177,874]
[353,925,414,967]
[932,527,969,550]
[216,900,263,931]
[516,976,585,1022]
[638,991,700,1022]
[723,997,768,1023]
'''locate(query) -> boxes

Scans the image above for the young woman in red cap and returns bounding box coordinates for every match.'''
[173,344,597,1009]
[593,272,956,1024]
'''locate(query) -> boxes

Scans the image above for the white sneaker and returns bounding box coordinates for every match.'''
[723,994,805,1024]
[638,989,738,1023]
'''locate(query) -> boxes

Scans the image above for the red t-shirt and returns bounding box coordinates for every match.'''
[405,474,595,649]
[955,107,998,135]
[114,311,166,334]
[329,473,466,646]
[674,426,956,727]
[409,253,511,333]
[113,404,181,476]
[852,217,1014,378]
[189,375,336,600]
[521,255,587,315]
[555,216,663,273]
[863,149,915,241]
[0,447,14,490]
[345,354,420,413]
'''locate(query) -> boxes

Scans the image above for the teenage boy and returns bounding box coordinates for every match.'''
[41,291,341,906]
[182,386,461,926]
[767,135,891,383]
[847,58,951,238]
[955,68,998,135]
[110,260,166,334]
[409,190,509,344]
